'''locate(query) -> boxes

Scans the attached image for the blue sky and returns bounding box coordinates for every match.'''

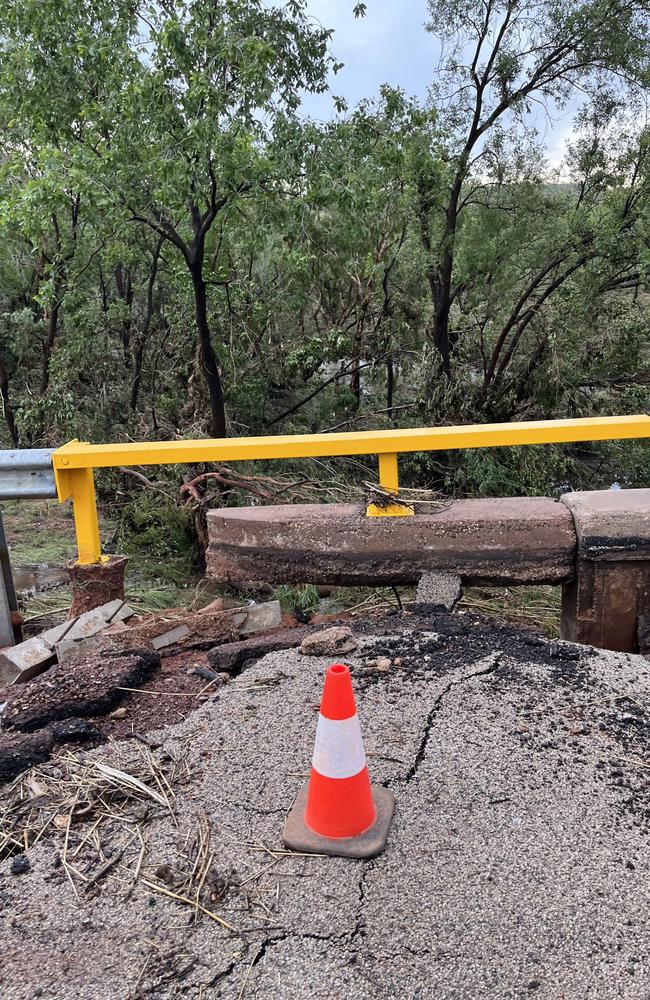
[302,0,575,169]
[302,1,439,113]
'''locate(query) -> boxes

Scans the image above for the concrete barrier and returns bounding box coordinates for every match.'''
[206,498,575,587]
[206,490,650,654]
[560,489,650,652]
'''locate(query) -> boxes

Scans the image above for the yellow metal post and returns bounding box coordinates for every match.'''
[69,468,102,565]
[54,456,102,565]
[367,453,414,518]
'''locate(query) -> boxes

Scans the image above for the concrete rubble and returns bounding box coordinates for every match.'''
[0,599,283,685]
[1,608,650,998]
[298,625,358,656]
[0,599,137,685]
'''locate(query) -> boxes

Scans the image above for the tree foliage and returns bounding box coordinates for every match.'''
[0,0,647,498]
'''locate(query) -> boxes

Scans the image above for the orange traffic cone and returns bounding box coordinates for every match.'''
[282,663,394,859]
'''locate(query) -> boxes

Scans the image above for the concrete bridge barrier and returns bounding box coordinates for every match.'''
[206,489,650,655]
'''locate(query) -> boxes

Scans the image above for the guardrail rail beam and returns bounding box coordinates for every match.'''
[50,415,650,565]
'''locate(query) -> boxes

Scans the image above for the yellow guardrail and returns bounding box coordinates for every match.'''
[52,414,650,565]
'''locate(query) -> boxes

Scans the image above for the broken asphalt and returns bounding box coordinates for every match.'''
[1,610,650,999]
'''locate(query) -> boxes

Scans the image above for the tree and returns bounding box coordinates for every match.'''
[421,0,650,376]
[99,0,335,438]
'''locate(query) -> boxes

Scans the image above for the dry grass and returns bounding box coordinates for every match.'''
[0,742,183,897]
[0,742,286,936]
[459,585,561,637]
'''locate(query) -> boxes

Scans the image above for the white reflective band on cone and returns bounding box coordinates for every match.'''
[312,713,367,780]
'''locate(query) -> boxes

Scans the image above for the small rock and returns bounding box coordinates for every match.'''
[109,707,128,720]
[299,627,357,657]
[375,657,392,672]
[10,855,29,876]
[200,597,225,614]
[191,666,219,683]
[154,863,175,884]
[393,657,403,667]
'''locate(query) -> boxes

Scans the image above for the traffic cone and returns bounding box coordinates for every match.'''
[282,663,394,859]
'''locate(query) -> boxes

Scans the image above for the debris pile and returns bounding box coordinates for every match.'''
[0,598,284,686]
[0,598,355,786]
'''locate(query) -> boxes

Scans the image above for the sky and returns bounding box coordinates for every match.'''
[301,0,576,171]
[302,1,439,113]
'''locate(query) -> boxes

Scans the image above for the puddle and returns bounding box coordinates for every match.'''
[12,564,69,594]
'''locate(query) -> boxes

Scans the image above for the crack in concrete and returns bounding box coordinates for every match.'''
[242,926,351,982]
[198,652,505,996]
[400,653,503,785]
[347,854,375,946]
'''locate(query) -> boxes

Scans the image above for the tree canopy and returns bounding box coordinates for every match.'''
[0,0,648,498]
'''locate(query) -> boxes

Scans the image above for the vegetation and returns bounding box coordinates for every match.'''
[0,0,648,534]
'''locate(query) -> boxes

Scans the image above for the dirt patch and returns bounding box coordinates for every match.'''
[102,646,221,741]
[349,607,596,693]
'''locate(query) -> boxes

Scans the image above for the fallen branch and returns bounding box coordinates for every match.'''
[118,467,176,501]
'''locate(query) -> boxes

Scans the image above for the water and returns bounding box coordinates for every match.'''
[12,563,69,595]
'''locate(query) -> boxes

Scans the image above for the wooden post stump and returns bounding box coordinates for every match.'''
[67,554,129,618]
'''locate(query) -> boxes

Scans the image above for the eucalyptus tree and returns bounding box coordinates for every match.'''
[0,0,335,440]
[0,1,139,441]
[263,88,436,428]
[421,0,650,377]
[101,0,335,439]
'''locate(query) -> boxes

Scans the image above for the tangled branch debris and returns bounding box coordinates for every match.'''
[0,742,182,893]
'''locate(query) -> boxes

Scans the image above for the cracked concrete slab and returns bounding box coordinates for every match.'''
[1,612,650,999]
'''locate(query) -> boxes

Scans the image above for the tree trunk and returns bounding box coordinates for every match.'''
[115,266,134,367]
[430,170,464,377]
[0,353,19,447]
[350,351,362,410]
[189,260,227,439]
[386,359,394,419]
[40,293,61,395]
[130,340,146,412]
[130,242,161,412]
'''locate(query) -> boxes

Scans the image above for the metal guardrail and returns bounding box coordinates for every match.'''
[0,449,54,648]
[0,449,56,500]
[42,413,650,567]
[1,418,648,567]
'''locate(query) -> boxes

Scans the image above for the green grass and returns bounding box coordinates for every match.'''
[2,499,80,566]
[2,499,215,617]
[459,585,561,637]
